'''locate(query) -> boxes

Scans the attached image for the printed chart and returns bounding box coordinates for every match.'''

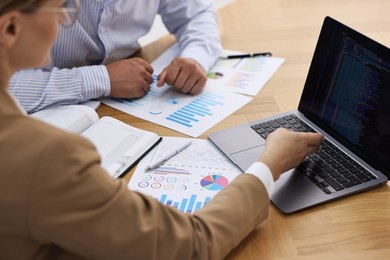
[206,56,285,96]
[102,81,251,137]
[158,194,211,214]
[128,137,243,214]
[200,175,229,191]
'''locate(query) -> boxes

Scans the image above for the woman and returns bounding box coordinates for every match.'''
[0,1,324,259]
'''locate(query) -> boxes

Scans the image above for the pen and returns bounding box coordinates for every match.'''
[145,141,192,171]
[221,52,272,59]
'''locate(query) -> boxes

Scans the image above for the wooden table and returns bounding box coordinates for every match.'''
[97,0,390,258]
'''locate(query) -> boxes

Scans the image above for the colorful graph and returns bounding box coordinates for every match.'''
[103,79,251,137]
[136,174,190,191]
[205,56,285,97]
[226,72,256,89]
[207,71,224,79]
[200,175,229,191]
[128,138,244,214]
[160,194,211,214]
[114,90,225,123]
[165,92,224,128]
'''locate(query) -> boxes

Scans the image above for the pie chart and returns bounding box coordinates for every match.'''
[200,175,229,191]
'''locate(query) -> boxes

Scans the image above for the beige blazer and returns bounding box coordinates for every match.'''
[0,89,270,260]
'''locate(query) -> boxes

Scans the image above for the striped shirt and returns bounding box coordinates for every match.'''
[9,0,221,113]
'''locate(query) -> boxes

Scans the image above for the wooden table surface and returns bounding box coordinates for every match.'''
[97,0,390,258]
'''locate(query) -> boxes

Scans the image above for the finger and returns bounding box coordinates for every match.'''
[164,62,182,86]
[307,143,321,154]
[303,133,324,154]
[179,71,200,94]
[157,70,167,87]
[171,69,190,91]
[132,87,147,98]
[306,132,325,145]
[141,79,151,93]
[132,58,154,74]
[177,73,195,93]
[187,79,204,95]
[273,127,290,135]
[189,76,207,95]
[144,72,154,85]
[171,63,196,91]
[179,61,204,92]
[186,80,199,95]
[145,63,154,74]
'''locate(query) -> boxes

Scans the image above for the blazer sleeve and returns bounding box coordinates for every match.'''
[28,133,270,260]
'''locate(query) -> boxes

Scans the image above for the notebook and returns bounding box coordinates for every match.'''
[208,16,389,214]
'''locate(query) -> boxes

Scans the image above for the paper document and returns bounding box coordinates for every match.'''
[102,43,283,136]
[31,105,98,134]
[102,79,251,137]
[128,137,242,214]
[206,56,285,96]
[151,44,284,96]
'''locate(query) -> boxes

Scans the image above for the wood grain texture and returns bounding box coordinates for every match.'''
[98,0,390,258]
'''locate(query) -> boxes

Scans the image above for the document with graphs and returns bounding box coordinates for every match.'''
[128,137,243,214]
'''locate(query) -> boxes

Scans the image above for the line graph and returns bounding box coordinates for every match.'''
[147,138,238,170]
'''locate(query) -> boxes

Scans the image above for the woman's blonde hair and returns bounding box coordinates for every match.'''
[0,0,48,14]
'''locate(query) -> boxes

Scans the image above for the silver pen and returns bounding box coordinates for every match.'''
[145,141,192,171]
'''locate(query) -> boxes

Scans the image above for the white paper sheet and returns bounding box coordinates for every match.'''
[206,56,285,96]
[128,137,242,214]
[102,43,285,137]
[102,80,251,137]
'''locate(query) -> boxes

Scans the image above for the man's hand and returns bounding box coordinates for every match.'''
[157,57,207,95]
[106,58,154,98]
[259,128,324,181]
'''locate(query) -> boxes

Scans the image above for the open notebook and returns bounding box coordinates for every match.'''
[32,104,161,179]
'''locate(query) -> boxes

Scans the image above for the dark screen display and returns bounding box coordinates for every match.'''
[299,17,390,176]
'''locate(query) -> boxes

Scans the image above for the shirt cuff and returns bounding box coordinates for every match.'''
[181,46,221,72]
[79,65,111,100]
[245,162,275,198]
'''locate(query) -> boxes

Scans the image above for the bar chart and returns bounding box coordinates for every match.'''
[102,83,251,137]
[165,92,224,128]
[159,194,212,214]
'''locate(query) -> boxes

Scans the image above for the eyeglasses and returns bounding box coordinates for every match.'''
[28,0,80,28]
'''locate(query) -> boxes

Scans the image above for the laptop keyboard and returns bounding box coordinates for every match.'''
[250,114,377,194]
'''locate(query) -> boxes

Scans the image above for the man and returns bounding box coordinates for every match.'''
[9,0,221,113]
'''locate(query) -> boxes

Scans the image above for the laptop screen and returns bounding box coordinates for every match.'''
[299,17,390,176]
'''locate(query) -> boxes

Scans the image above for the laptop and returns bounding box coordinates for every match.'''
[208,16,389,214]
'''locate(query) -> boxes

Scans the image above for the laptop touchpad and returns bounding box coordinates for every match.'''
[231,145,265,171]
